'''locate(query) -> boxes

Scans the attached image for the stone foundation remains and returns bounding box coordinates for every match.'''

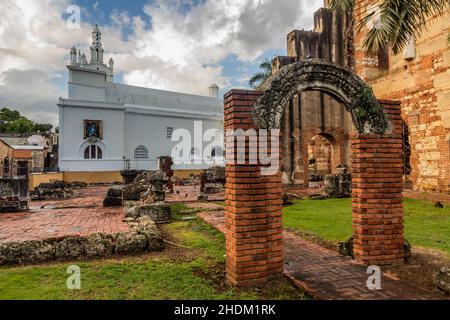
[0,216,163,266]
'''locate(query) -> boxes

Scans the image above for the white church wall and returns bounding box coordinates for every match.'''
[69,69,106,87]
[59,106,125,172]
[124,113,223,171]
[68,83,106,101]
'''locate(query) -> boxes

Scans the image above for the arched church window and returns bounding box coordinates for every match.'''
[134,145,149,160]
[84,145,103,159]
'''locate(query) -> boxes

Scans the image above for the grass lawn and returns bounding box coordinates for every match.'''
[0,205,307,300]
[283,198,450,255]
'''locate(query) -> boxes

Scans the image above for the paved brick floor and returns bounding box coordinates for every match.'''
[196,209,447,300]
[0,187,128,243]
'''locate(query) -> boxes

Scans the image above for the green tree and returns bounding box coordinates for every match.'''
[33,123,53,133]
[330,0,450,54]
[5,117,35,134]
[0,107,54,134]
[0,108,20,123]
[248,59,273,89]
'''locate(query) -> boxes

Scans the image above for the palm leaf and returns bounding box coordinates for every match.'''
[249,59,273,88]
[249,73,267,88]
[330,0,355,14]
[332,0,450,54]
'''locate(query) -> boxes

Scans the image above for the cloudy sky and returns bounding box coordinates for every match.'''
[0,0,322,126]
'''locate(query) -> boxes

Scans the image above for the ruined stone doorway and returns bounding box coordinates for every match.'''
[280,90,353,187]
[224,60,405,286]
[308,134,333,187]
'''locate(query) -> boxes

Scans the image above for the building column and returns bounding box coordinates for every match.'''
[281,100,292,184]
[292,94,304,184]
[352,100,404,265]
[224,89,284,286]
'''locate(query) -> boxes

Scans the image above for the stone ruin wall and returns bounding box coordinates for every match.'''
[354,1,450,193]
[272,4,354,186]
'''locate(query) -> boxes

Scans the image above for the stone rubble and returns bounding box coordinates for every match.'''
[0,218,163,266]
[124,202,171,224]
[435,267,450,294]
[103,185,124,207]
[31,181,74,200]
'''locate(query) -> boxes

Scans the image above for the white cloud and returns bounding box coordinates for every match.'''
[0,69,63,126]
[0,0,323,125]
[115,0,321,92]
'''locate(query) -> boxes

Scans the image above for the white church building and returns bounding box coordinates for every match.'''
[58,25,224,183]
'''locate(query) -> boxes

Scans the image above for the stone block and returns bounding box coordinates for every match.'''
[436,267,450,294]
[0,241,54,265]
[135,217,164,251]
[103,196,122,207]
[84,233,115,257]
[134,203,171,223]
[106,185,124,198]
[115,232,147,254]
[55,237,88,260]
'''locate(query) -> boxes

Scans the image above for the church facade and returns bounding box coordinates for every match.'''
[58,26,224,183]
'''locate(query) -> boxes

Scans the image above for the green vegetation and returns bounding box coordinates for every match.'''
[0,205,307,300]
[283,198,450,255]
[248,59,272,89]
[0,108,53,134]
[330,0,450,54]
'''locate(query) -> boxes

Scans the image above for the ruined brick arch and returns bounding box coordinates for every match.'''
[224,60,405,287]
[253,59,389,134]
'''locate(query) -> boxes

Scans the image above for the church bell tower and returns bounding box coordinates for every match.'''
[90,24,104,64]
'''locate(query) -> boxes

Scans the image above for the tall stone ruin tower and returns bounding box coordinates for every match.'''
[272,0,354,186]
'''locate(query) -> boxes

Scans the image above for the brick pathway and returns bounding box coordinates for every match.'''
[0,187,128,243]
[197,209,446,300]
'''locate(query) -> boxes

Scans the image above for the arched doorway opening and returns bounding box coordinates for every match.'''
[308,134,333,186]
[224,59,405,286]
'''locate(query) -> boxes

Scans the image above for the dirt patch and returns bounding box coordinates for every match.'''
[285,228,338,252]
[155,225,202,263]
[384,247,450,296]
[193,262,230,293]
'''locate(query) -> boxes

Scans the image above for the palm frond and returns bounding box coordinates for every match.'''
[329,0,355,15]
[249,73,266,88]
[358,0,450,54]
[249,59,273,88]
[331,0,450,54]
[260,60,273,73]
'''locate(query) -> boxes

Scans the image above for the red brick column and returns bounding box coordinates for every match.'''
[224,90,284,286]
[352,100,404,265]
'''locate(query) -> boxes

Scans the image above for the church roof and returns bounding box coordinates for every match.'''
[105,83,223,115]
[0,137,45,150]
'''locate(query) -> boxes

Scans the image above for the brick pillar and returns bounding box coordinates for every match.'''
[352,100,404,265]
[224,89,284,286]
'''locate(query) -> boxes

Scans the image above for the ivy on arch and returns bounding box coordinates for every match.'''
[252,59,389,134]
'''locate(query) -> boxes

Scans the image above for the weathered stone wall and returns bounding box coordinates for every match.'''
[354,2,450,193]
[0,217,163,266]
